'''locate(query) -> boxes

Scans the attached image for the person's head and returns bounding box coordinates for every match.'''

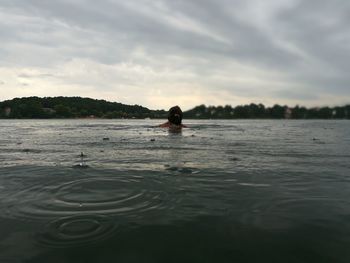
[168,106,183,125]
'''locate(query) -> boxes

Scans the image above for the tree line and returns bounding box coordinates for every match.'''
[0,97,349,119]
[0,97,167,119]
[184,104,350,119]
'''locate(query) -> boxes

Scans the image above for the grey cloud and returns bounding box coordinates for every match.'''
[0,0,349,105]
[18,73,56,79]
[164,0,301,66]
[17,74,30,78]
[274,89,320,101]
[274,0,350,90]
[0,0,296,65]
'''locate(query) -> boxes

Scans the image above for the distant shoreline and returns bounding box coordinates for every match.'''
[1,118,349,120]
[1,96,349,120]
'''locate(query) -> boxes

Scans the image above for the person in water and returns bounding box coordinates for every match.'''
[159,106,187,128]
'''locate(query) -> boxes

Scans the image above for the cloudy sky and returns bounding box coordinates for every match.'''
[0,0,349,110]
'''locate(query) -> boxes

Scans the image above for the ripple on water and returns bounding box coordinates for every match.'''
[165,166,200,174]
[4,174,169,221]
[38,214,117,248]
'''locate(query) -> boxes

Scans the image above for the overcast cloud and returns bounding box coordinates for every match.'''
[0,0,349,110]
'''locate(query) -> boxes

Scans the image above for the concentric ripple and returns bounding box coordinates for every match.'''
[3,174,170,221]
[38,214,117,248]
[53,177,167,215]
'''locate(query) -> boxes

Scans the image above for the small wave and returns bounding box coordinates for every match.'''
[72,163,90,169]
[0,148,64,154]
[165,166,200,174]
[238,183,271,187]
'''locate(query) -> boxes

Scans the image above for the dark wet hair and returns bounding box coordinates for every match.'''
[168,106,183,125]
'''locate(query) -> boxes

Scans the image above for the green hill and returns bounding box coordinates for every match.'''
[0,96,167,119]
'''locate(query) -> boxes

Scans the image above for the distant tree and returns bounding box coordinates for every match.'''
[247,103,266,118]
[291,105,306,119]
[269,104,286,119]
[223,105,234,118]
[234,105,249,118]
[333,107,345,118]
[79,109,89,117]
[345,105,350,119]
[318,107,332,119]
[54,104,72,118]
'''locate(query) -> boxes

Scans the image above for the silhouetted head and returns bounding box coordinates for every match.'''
[168,106,183,125]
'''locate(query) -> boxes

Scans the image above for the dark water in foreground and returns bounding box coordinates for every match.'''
[0,119,350,263]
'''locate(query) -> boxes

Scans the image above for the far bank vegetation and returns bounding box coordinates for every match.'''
[1,97,349,119]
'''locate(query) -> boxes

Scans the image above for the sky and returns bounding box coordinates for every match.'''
[0,0,349,110]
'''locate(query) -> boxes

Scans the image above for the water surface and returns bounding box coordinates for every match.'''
[0,119,350,262]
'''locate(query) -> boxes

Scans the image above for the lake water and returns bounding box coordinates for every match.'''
[0,119,350,263]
